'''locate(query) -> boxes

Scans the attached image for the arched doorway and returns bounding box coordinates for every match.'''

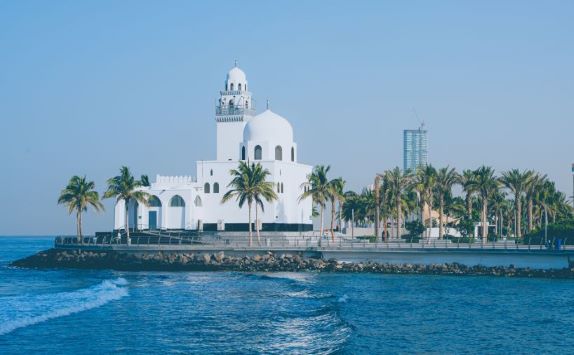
[148,196,162,230]
[169,195,186,229]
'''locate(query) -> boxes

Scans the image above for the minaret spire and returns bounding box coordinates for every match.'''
[234,59,238,67]
[266,99,270,110]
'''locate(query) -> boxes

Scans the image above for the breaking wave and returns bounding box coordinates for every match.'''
[0,278,128,336]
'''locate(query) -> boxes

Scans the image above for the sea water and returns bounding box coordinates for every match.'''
[1,236,573,354]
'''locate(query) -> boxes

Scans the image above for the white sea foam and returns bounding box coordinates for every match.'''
[338,294,349,303]
[0,278,129,336]
[260,272,317,283]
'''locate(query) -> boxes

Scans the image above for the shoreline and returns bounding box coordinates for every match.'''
[11,248,574,279]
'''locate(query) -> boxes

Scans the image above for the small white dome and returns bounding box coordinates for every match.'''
[243,109,293,143]
[227,67,246,83]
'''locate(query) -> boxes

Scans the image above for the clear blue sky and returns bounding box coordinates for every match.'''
[1,1,572,235]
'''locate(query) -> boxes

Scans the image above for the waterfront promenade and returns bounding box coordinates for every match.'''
[52,232,574,270]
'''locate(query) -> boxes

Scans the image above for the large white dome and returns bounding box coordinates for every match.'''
[243,109,293,143]
[227,67,246,83]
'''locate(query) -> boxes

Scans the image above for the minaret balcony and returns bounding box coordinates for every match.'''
[216,105,255,117]
[220,90,250,96]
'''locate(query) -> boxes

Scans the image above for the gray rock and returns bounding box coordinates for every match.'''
[202,253,211,264]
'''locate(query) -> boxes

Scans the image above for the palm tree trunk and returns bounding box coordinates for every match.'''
[428,196,434,241]
[79,211,83,241]
[396,196,401,239]
[444,199,448,241]
[76,210,82,244]
[330,198,336,241]
[338,201,343,234]
[466,194,472,218]
[255,203,261,245]
[528,199,533,232]
[482,199,488,244]
[319,205,324,247]
[248,201,253,247]
[124,200,130,239]
[383,216,388,242]
[320,206,324,235]
[420,202,425,240]
[516,199,522,238]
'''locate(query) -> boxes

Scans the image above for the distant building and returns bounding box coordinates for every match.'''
[403,124,427,172]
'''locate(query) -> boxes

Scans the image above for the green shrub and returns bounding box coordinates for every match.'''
[405,221,425,237]
[521,221,574,245]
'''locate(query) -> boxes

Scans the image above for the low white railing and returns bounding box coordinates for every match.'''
[54,235,573,251]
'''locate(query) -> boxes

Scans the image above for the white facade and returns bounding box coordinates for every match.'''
[114,65,313,232]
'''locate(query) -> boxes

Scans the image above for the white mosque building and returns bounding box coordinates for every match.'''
[114,65,313,233]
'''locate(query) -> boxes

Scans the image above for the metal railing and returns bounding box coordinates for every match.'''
[54,233,573,251]
[215,106,255,116]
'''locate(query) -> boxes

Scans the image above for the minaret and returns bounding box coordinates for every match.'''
[215,63,255,161]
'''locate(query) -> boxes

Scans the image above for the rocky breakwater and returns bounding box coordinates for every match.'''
[10,248,574,278]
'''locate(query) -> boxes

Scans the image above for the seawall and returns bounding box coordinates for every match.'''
[10,248,574,279]
[51,241,574,270]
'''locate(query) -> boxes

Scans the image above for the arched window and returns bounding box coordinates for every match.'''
[213,183,220,193]
[281,183,284,194]
[230,83,234,91]
[204,183,210,193]
[238,83,242,91]
[170,195,185,207]
[275,146,282,160]
[210,169,213,176]
[241,146,246,160]
[229,99,234,107]
[254,145,262,160]
[277,182,280,193]
[245,101,249,109]
[194,196,202,207]
[291,147,295,162]
[148,196,162,207]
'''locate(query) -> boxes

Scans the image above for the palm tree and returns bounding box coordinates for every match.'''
[386,167,413,239]
[58,176,104,243]
[252,164,278,244]
[221,161,276,246]
[413,165,437,240]
[141,175,150,187]
[103,166,150,241]
[460,169,477,218]
[374,173,392,242]
[342,190,359,232]
[525,173,546,233]
[379,174,393,242]
[327,177,346,241]
[468,166,499,244]
[500,169,533,239]
[489,190,508,239]
[435,167,459,239]
[299,165,331,242]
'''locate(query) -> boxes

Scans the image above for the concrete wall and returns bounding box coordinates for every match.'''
[321,250,572,269]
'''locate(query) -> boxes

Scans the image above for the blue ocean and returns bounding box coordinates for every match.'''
[1,236,573,354]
